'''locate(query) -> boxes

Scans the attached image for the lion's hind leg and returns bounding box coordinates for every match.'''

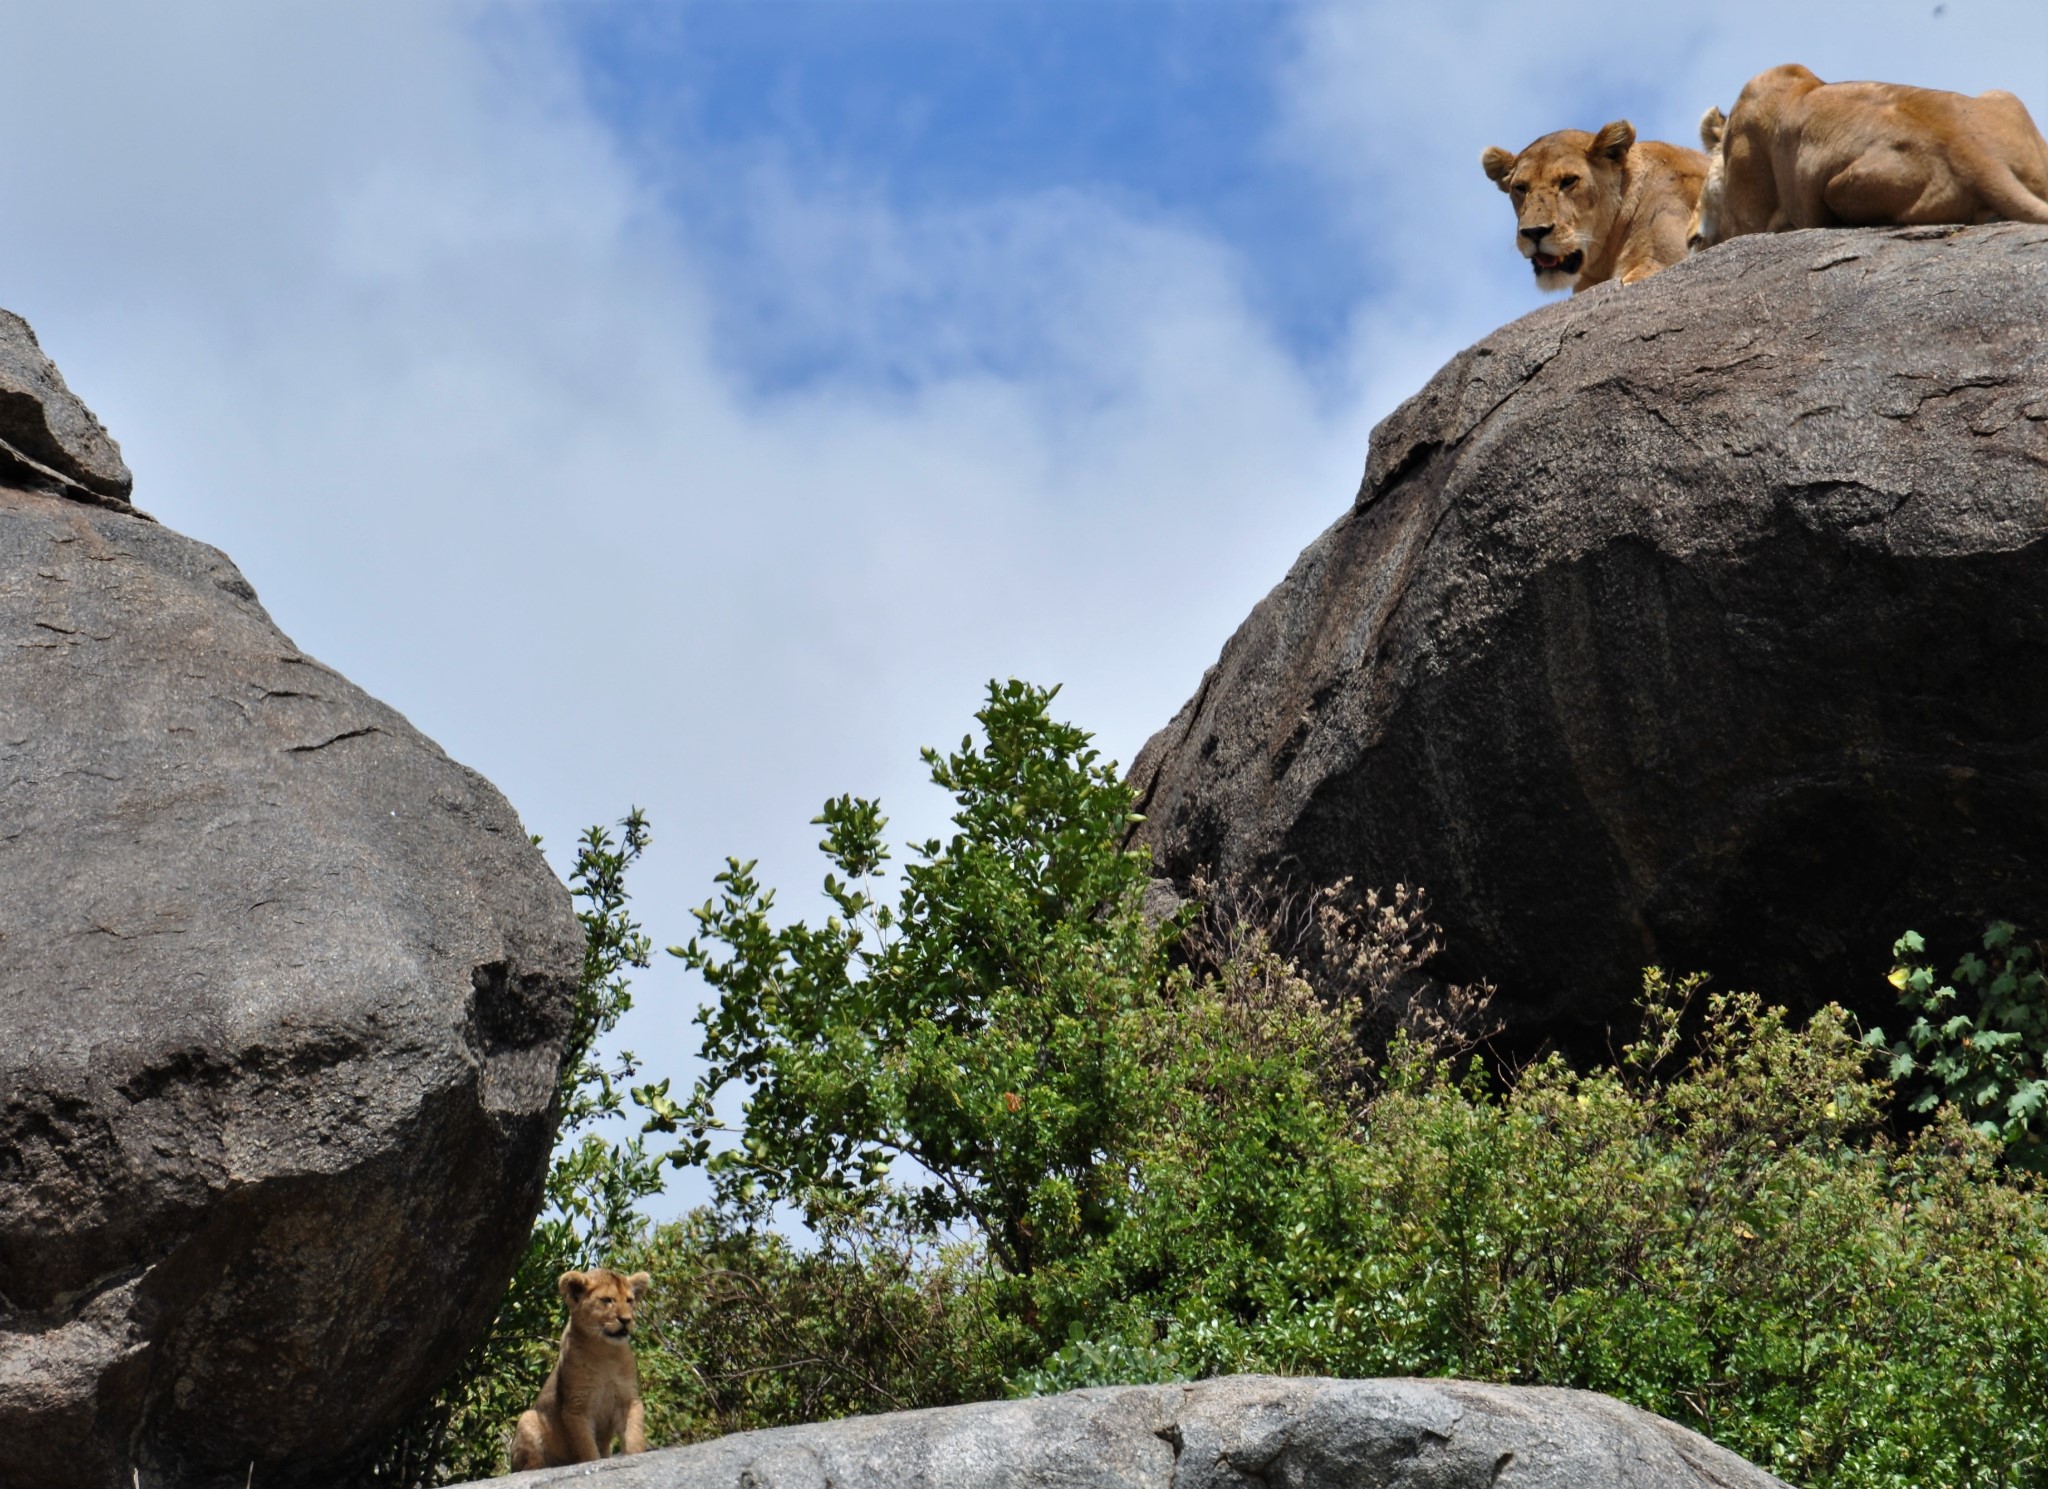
[1819,148,1943,225]
[510,1408,549,1472]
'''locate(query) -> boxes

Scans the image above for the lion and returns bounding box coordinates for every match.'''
[1481,121,1707,292]
[1688,63,2048,247]
[509,1268,653,1471]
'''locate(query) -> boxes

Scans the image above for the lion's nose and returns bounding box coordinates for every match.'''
[1520,224,1552,244]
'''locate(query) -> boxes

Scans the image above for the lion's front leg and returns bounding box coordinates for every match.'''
[1620,203,1695,282]
[561,1411,603,1464]
[1615,236,1676,283]
[1617,261,1657,284]
[622,1399,647,1454]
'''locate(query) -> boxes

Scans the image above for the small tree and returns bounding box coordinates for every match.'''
[663,680,1167,1279]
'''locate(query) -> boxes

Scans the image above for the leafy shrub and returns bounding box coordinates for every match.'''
[1007,1330,1187,1397]
[667,679,1169,1279]
[613,1209,1020,1444]
[1870,922,2048,1171]
[1074,974,2048,1489]
[1178,870,1499,1073]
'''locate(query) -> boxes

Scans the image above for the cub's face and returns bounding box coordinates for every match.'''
[560,1268,652,1342]
[1481,122,1634,291]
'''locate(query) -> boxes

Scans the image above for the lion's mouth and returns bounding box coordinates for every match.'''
[1533,250,1584,277]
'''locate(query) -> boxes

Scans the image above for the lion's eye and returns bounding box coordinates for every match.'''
[1558,175,1580,190]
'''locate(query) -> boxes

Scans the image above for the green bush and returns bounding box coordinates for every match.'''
[615,959,2048,1487]
[1177,976,2048,1489]
[1871,922,2048,1171]
[613,1209,1021,1443]
[1006,1330,1187,1397]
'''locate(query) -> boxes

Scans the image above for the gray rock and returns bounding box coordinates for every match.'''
[481,1375,1791,1488]
[0,312,134,508]
[1129,223,2048,1050]
[0,470,581,1482]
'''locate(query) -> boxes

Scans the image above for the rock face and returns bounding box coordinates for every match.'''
[0,310,135,510]
[1131,223,2048,1049]
[0,325,583,1488]
[484,1375,1791,1488]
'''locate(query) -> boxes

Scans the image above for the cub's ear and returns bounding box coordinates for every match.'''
[1592,120,1636,161]
[627,1271,653,1300]
[558,1271,588,1305]
[1698,106,1727,151]
[1480,145,1517,187]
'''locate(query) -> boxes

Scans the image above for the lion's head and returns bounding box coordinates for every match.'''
[1481,120,1637,290]
[560,1267,652,1342]
[1687,107,1729,249]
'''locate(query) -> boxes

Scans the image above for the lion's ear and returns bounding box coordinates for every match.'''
[628,1271,653,1300]
[1592,120,1635,162]
[558,1271,588,1305]
[1698,106,1726,152]
[1480,145,1517,187]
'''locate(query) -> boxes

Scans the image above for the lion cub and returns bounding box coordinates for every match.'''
[1481,121,1707,293]
[509,1268,653,1471]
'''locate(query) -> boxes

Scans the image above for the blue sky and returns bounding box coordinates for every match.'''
[558,3,1365,378]
[4,0,2044,1216]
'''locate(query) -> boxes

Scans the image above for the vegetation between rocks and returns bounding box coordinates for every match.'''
[377,683,2048,1489]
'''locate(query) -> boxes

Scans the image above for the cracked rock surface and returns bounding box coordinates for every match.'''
[1130,223,2048,1051]
[482,1375,1791,1488]
[0,399,581,1484]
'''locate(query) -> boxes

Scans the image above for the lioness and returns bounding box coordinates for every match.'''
[509,1268,653,1470]
[1689,63,2048,247]
[1481,121,1707,292]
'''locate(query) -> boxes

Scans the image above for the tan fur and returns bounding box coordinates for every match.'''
[509,1268,653,1471]
[1688,63,2048,247]
[1481,120,1707,293]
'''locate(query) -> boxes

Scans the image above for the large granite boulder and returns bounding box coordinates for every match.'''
[0,321,583,1487]
[485,1375,1791,1488]
[1131,222,2048,1051]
